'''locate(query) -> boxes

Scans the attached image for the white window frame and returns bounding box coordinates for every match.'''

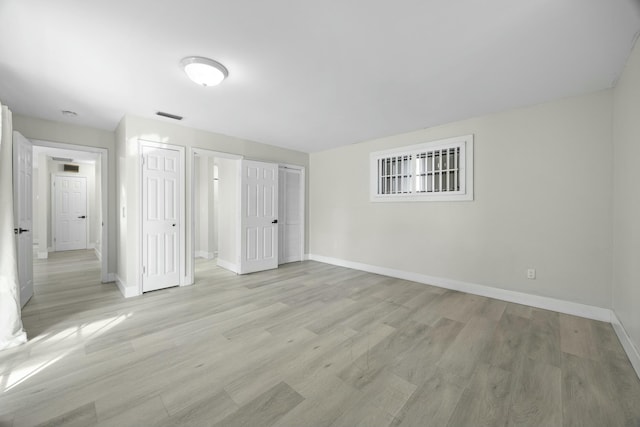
[370,134,473,202]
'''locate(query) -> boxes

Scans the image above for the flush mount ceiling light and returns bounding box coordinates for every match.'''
[180,56,228,87]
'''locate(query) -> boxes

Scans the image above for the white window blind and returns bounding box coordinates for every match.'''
[370,135,473,202]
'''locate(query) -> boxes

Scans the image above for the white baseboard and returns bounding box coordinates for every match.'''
[36,251,48,259]
[611,312,640,379]
[217,258,239,274]
[94,247,102,262]
[307,254,611,322]
[88,242,96,250]
[308,255,640,379]
[195,250,215,260]
[115,274,140,298]
[106,273,116,283]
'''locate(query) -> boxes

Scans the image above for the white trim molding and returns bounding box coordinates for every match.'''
[216,258,239,274]
[37,251,48,259]
[115,274,140,298]
[611,312,640,379]
[307,254,640,380]
[308,254,611,321]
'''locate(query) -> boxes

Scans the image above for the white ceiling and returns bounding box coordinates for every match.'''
[1,1,639,153]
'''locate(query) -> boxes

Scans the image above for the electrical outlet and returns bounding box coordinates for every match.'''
[527,269,536,280]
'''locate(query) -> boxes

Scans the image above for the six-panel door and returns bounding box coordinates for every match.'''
[142,146,180,292]
[13,131,34,307]
[54,175,87,251]
[240,160,278,274]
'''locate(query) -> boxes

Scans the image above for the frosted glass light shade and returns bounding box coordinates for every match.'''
[181,57,228,87]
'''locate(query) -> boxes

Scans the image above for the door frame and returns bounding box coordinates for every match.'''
[30,139,110,283]
[278,163,306,264]
[139,140,186,294]
[189,148,243,282]
[51,173,89,251]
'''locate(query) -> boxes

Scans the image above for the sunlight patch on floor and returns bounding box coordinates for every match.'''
[2,313,131,392]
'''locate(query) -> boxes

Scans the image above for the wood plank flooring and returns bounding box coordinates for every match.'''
[1,250,639,427]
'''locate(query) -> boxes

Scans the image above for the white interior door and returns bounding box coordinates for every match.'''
[278,166,304,264]
[13,131,33,308]
[54,175,87,251]
[239,160,278,274]
[142,145,180,292]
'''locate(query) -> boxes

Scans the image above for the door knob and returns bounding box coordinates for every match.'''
[19,228,29,234]
[78,215,86,219]
[271,219,278,224]
[172,223,176,227]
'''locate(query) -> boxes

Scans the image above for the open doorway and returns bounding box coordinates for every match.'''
[278,164,305,265]
[190,149,306,282]
[30,139,109,283]
[192,149,242,280]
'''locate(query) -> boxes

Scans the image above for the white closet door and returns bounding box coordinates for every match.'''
[13,131,34,307]
[239,160,278,274]
[278,167,303,264]
[54,175,87,251]
[142,146,180,292]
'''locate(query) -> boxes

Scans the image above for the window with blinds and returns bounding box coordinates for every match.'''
[370,135,473,202]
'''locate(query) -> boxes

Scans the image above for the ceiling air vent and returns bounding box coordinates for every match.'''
[156,111,183,121]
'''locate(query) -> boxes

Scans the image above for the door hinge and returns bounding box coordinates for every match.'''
[141,156,145,165]
[143,265,146,274]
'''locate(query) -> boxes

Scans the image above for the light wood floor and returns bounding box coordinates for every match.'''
[1,250,639,427]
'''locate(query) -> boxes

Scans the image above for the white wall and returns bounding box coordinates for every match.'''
[117,115,309,295]
[212,163,219,257]
[613,38,640,359]
[95,156,102,259]
[310,91,613,308]
[115,117,128,286]
[194,155,217,259]
[36,153,47,258]
[12,114,117,275]
[31,166,39,247]
[194,155,203,256]
[216,157,238,270]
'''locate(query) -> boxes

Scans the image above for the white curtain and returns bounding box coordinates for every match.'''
[0,102,27,350]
